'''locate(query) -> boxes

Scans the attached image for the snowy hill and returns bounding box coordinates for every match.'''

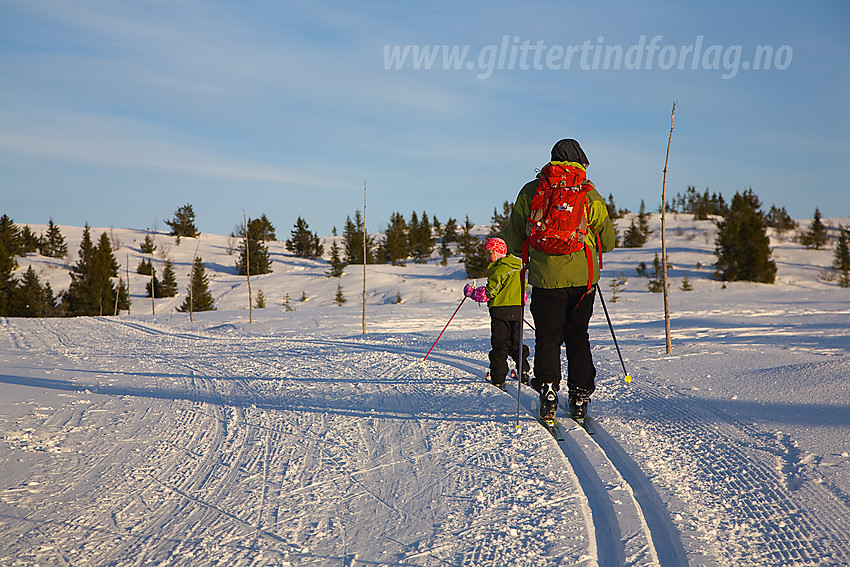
[1,215,849,566]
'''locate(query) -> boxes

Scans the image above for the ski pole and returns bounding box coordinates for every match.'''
[423,296,467,361]
[595,283,632,383]
[523,318,535,332]
[516,245,530,429]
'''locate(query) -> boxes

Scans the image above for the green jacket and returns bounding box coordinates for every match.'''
[485,254,526,308]
[503,179,616,289]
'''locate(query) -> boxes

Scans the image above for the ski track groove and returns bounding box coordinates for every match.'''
[261,334,683,566]
[396,341,676,567]
[616,381,850,566]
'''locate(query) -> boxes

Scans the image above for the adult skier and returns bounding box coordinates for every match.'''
[502,139,616,420]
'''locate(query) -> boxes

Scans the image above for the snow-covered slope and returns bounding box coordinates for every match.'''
[1,215,849,566]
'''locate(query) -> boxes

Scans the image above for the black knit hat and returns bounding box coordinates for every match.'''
[551,139,589,166]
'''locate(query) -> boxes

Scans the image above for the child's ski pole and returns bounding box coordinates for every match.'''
[423,296,467,361]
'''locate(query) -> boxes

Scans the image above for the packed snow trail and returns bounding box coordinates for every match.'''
[1,317,593,566]
[3,311,850,566]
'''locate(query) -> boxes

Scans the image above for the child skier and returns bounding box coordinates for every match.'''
[464,237,530,389]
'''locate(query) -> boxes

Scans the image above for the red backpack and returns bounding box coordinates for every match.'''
[525,162,594,255]
[523,161,601,295]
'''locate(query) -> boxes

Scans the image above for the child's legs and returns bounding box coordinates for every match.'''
[488,317,511,384]
[506,319,530,372]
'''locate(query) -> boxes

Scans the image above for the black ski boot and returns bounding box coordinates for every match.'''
[568,395,589,419]
[539,383,558,420]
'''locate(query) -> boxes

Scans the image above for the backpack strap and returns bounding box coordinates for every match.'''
[577,226,603,307]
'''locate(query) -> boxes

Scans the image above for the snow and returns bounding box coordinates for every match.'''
[1,215,849,566]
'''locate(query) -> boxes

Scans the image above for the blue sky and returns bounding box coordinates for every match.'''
[1,0,848,237]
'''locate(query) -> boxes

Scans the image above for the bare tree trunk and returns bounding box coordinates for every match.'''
[114,276,120,316]
[126,254,130,316]
[362,181,367,335]
[244,209,253,324]
[190,238,200,324]
[661,102,676,354]
[150,249,156,316]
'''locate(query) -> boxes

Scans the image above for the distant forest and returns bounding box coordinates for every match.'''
[2,186,849,317]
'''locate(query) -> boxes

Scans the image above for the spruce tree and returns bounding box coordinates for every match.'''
[64,227,121,316]
[439,217,458,266]
[325,239,346,277]
[0,215,21,259]
[140,233,157,254]
[0,244,14,316]
[490,201,512,237]
[285,217,324,259]
[459,216,488,278]
[255,214,276,241]
[63,225,96,315]
[714,189,777,283]
[342,210,374,264]
[236,217,272,275]
[621,217,648,248]
[409,211,435,264]
[832,226,850,288]
[0,221,18,315]
[20,226,39,254]
[765,205,798,234]
[94,232,121,312]
[800,208,829,249]
[637,200,651,239]
[39,219,68,258]
[177,256,215,312]
[160,260,178,297]
[443,218,459,243]
[9,266,58,317]
[137,258,153,276]
[165,204,199,238]
[333,284,346,306]
[381,212,409,266]
[606,193,621,220]
[646,253,666,292]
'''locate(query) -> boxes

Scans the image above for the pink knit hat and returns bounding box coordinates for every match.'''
[484,237,507,256]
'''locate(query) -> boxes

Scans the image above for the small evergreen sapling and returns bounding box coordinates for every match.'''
[177,256,215,313]
[608,272,626,303]
[334,284,346,306]
[832,226,850,288]
[799,208,829,250]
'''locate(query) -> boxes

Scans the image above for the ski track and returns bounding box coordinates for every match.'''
[0,318,590,565]
[2,316,848,566]
[601,371,850,567]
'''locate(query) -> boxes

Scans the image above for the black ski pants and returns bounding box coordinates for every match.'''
[488,306,530,385]
[529,286,596,399]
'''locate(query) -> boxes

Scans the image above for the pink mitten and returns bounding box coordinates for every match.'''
[471,286,488,303]
[463,283,474,298]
